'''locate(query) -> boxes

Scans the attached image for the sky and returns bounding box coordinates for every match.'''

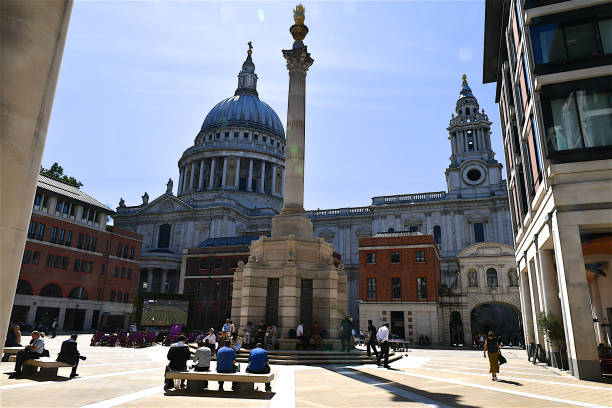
[44,0,503,212]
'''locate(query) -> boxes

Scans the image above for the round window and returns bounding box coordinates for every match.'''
[467,168,481,181]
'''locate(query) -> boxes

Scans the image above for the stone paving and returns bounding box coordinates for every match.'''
[1,335,610,408]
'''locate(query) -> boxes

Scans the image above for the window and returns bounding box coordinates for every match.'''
[123,245,128,258]
[88,262,94,273]
[63,203,70,215]
[110,291,116,302]
[80,260,87,272]
[23,249,32,263]
[101,264,106,275]
[366,252,376,264]
[116,243,122,257]
[58,229,65,244]
[91,237,97,252]
[417,277,427,299]
[36,223,45,240]
[65,231,72,246]
[391,277,401,298]
[88,210,95,222]
[367,278,377,298]
[123,293,129,303]
[28,221,37,238]
[16,280,33,295]
[40,283,62,298]
[433,225,441,244]
[129,246,134,260]
[390,252,400,263]
[253,134,258,140]
[409,225,420,233]
[224,131,229,138]
[62,257,69,270]
[113,266,119,277]
[54,254,62,268]
[197,282,206,300]
[56,200,63,213]
[120,267,126,278]
[32,251,40,265]
[73,259,80,271]
[68,286,88,300]
[263,136,267,142]
[46,254,54,267]
[474,223,485,243]
[104,240,109,252]
[487,268,499,287]
[127,268,132,279]
[265,278,279,325]
[213,281,221,301]
[34,194,42,207]
[415,251,425,262]
[97,289,102,301]
[116,291,122,302]
[77,233,84,249]
[243,132,249,139]
[81,207,88,220]
[49,227,57,243]
[158,224,171,248]
[84,235,90,251]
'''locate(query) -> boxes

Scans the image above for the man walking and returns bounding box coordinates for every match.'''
[366,320,378,358]
[51,317,58,338]
[57,334,86,378]
[376,323,390,368]
[339,315,353,352]
[9,331,45,378]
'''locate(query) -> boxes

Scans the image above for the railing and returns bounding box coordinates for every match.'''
[371,191,446,205]
[182,139,285,160]
[307,206,371,218]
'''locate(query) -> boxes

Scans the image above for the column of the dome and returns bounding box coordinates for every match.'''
[247,159,253,192]
[177,168,184,194]
[221,157,227,189]
[208,158,216,190]
[189,161,196,192]
[198,159,205,190]
[259,160,266,193]
[271,164,277,195]
[234,157,241,189]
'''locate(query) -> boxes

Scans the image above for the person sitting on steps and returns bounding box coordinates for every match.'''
[246,343,272,392]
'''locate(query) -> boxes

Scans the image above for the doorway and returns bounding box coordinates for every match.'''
[390,311,405,339]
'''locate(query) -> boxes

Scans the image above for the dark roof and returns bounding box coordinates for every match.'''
[38,174,113,212]
[148,248,175,254]
[198,236,259,248]
[483,0,508,86]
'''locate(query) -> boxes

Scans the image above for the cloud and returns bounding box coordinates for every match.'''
[458,46,473,61]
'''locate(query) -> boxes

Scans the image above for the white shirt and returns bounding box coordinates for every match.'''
[204,334,216,345]
[171,341,186,348]
[376,326,389,342]
[296,324,304,337]
[193,347,212,368]
[31,337,45,354]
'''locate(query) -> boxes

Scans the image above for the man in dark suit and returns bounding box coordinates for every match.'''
[57,334,85,378]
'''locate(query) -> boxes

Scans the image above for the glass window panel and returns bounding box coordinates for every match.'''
[391,277,401,298]
[576,90,612,148]
[531,23,566,64]
[599,19,612,54]
[564,22,600,60]
[548,94,583,150]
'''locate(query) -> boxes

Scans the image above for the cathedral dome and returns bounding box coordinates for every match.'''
[200,44,285,139]
[201,94,285,139]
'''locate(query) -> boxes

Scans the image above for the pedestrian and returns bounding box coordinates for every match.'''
[339,315,352,352]
[366,320,378,358]
[483,331,500,381]
[376,323,390,368]
[296,321,308,350]
[51,317,58,338]
[310,321,322,350]
[57,334,86,378]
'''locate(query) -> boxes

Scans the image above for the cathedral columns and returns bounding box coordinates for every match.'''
[208,158,216,190]
[259,160,266,193]
[234,157,241,189]
[198,159,205,191]
[221,157,227,189]
[247,159,253,191]
[189,161,196,192]
[271,164,277,195]
[177,168,184,194]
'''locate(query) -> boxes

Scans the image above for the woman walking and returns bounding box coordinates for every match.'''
[483,331,500,381]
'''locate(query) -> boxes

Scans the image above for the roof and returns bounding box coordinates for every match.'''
[372,231,425,238]
[197,235,259,248]
[37,174,113,212]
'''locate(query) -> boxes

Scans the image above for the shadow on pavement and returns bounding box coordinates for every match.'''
[164,389,275,400]
[325,366,478,408]
[495,379,523,386]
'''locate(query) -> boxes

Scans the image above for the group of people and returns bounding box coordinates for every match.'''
[8,331,85,379]
[365,320,392,368]
[165,335,271,392]
[192,319,279,354]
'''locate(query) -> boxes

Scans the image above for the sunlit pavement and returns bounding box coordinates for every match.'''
[1,336,611,408]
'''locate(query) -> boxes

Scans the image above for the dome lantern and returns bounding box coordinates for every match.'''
[236,42,258,97]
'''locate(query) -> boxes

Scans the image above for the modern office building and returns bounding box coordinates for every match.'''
[483,0,612,379]
[12,174,142,331]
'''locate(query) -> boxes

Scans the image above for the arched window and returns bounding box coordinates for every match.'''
[433,225,441,244]
[508,269,519,287]
[68,286,88,300]
[158,224,171,248]
[16,280,33,295]
[468,270,478,287]
[466,107,470,115]
[40,283,63,298]
[486,268,498,287]
[387,228,395,233]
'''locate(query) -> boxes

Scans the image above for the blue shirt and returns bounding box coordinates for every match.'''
[248,347,269,371]
[216,346,236,372]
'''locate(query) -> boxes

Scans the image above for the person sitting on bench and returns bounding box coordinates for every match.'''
[216,340,237,391]
[9,330,45,378]
[5,324,21,347]
[164,335,191,391]
[57,334,86,378]
[191,340,212,389]
[246,343,271,392]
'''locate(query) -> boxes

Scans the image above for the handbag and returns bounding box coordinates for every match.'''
[498,353,507,365]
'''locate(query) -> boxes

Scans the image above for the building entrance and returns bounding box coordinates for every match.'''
[450,311,464,346]
[64,309,86,331]
[390,311,405,339]
[471,303,522,345]
[34,307,59,330]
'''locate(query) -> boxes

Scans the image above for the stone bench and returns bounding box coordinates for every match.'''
[22,357,74,377]
[2,347,21,362]
[164,370,274,394]
[276,338,341,351]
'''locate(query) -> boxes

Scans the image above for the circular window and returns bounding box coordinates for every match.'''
[467,169,481,181]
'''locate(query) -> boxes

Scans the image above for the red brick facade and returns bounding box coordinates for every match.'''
[359,234,440,303]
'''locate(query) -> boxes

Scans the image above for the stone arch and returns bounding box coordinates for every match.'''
[68,286,88,300]
[16,279,33,295]
[470,302,522,345]
[39,283,63,298]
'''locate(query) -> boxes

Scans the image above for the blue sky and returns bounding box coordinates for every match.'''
[44,0,502,211]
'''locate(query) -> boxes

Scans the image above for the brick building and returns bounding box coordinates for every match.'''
[11,175,142,332]
[358,232,441,343]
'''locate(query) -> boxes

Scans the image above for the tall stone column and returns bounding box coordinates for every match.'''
[208,158,216,190]
[527,257,544,345]
[234,157,241,189]
[189,161,196,192]
[247,159,254,191]
[177,168,184,194]
[519,268,534,344]
[161,270,168,293]
[271,164,277,195]
[259,160,266,193]
[538,249,563,319]
[147,270,154,293]
[221,157,227,189]
[198,159,205,190]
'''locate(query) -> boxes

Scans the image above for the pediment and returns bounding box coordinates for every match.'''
[458,242,514,258]
[137,194,193,214]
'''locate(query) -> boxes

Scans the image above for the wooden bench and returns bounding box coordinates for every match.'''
[22,357,74,377]
[164,370,274,393]
[2,347,21,362]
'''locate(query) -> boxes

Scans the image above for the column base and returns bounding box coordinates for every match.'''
[271,206,313,239]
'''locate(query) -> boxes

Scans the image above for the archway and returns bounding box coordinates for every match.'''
[471,303,522,345]
[450,311,464,346]
[39,283,63,298]
[16,280,33,295]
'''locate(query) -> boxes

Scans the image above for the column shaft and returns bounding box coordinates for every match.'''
[189,161,196,192]
[519,269,534,344]
[234,157,241,189]
[198,159,205,191]
[260,160,266,193]
[247,159,253,191]
[221,157,227,189]
[271,164,277,195]
[527,258,544,345]
[208,158,216,190]
[161,270,168,293]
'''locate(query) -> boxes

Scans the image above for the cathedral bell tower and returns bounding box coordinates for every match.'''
[445,75,504,199]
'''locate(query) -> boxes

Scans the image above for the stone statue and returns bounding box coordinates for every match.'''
[119,198,125,208]
[509,270,519,287]
[142,192,149,205]
[468,270,478,287]
[452,271,460,289]
[166,178,173,195]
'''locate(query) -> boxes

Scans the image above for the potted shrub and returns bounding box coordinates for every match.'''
[537,312,566,369]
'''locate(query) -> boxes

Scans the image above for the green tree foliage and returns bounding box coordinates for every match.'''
[536,312,565,350]
[40,162,83,188]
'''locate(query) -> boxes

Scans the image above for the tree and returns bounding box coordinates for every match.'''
[40,162,83,188]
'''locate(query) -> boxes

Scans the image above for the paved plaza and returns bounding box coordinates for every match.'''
[1,335,610,408]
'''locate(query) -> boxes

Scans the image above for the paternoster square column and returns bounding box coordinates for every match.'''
[271,3,314,239]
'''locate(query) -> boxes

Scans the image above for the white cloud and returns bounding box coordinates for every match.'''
[458,46,473,61]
